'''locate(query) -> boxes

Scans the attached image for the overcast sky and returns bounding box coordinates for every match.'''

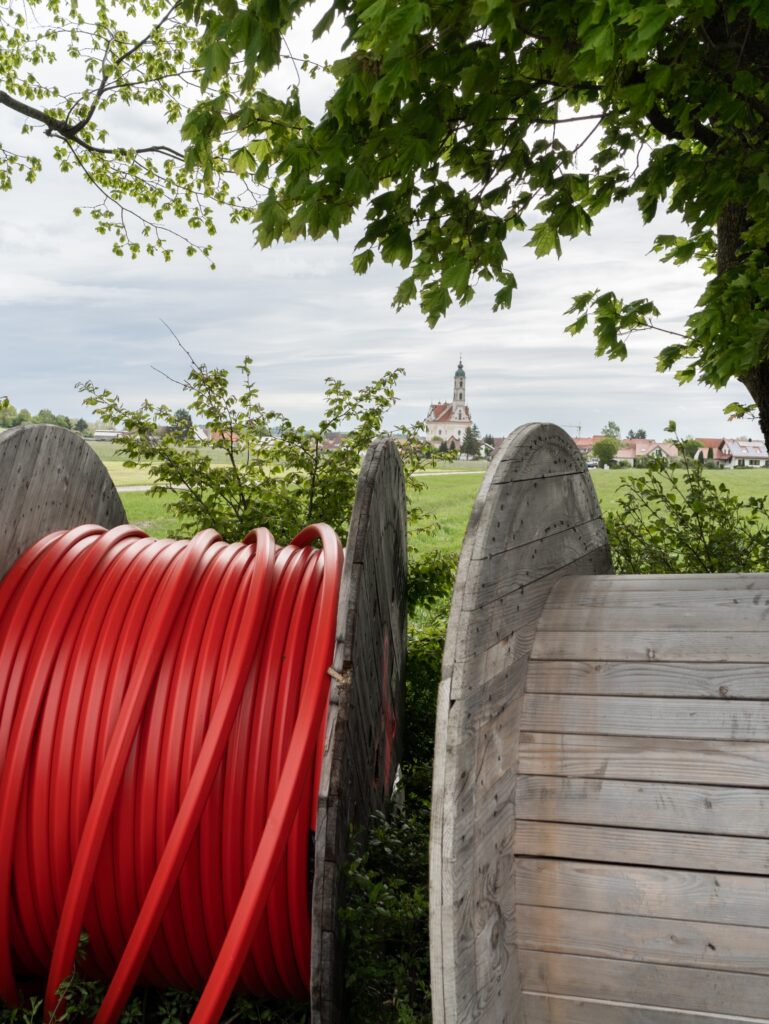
[0,10,753,442]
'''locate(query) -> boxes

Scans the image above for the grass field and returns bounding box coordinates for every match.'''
[87,440,236,487]
[117,464,769,551]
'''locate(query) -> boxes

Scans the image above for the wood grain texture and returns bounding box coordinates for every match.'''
[0,424,126,580]
[552,572,769,593]
[526,660,769,698]
[516,858,769,927]
[519,732,769,787]
[522,992,769,1024]
[433,426,769,1024]
[516,775,769,836]
[514,822,769,875]
[518,904,769,975]
[311,438,408,1024]
[537,600,769,631]
[521,951,769,1018]
[430,423,610,1024]
[521,694,769,741]
[531,628,769,662]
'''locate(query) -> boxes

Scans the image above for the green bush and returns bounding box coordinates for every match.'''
[340,799,431,1024]
[606,438,769,573]
[80,354,438,545]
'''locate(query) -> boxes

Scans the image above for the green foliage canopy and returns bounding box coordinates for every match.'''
[5,1,769,426]
[183,0,769,431]
[601,420,622,439]
[592,436,621,465]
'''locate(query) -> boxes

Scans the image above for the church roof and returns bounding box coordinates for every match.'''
[428,402,454,423]
[455,358,465,378]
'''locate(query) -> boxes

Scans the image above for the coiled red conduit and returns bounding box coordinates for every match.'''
[0,522,343,1024]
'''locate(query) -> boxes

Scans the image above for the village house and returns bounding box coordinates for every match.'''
[695,438,769,468]
[425,359,474,448]
[570,435,678,466]
[613,438,678,466]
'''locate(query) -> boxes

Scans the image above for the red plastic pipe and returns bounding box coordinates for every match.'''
[0,522,342,1023]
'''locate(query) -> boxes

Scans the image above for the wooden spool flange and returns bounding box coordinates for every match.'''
[0,425,407,1022]
[0,423,127,580]
[312,436,407,1022]
[431,422,769,1024]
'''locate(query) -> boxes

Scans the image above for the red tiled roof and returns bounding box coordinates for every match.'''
[427,401,472,424]
[430,401,454,421]
[571,436,606,449]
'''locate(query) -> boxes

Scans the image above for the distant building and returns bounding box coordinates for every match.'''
[426,359,474,448]
[707,438,769,468]
[613,439,678,465]
[571,435,678,466]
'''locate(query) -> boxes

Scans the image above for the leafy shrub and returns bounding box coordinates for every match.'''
[340,799,431,1024]
[406,550,457,613]
[79,350,438,544]
[606,436,769,573]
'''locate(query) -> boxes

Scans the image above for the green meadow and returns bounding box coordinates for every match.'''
[116,460,769,551]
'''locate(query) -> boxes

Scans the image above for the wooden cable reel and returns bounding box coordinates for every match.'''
[0,424,407,1024]
[431,422,769,1024]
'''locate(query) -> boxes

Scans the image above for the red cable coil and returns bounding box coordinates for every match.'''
[0,522,343,1024]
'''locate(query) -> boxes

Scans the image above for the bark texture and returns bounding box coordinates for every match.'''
[717,203,769,446]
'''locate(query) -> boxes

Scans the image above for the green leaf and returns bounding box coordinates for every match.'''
[352,248,375,274]
[528,222,562,258]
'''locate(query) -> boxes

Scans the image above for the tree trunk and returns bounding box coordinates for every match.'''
[717,202,769,446]
[741,364,769,445]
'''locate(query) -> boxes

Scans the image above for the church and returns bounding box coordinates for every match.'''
[425,359,474,448]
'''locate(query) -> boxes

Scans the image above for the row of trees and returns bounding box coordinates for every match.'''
[600,422,647,440]
[0,404,89,433]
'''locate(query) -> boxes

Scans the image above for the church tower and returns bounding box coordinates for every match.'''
[453,357,465,406]
[424,356,474,448]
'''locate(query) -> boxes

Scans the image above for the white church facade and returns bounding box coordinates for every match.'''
[425,359,474,448]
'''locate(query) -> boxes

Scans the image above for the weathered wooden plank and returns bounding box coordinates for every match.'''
[311,438,407,1024]
[531,629,769,663]
[543,586,769,611]
[516,858,769,927]
[494,424,594,485]
[518,905,769,974]
[474,472,601,559]
[537,601,769,631]
[521,951,769,1019]
[514,821,769,875]
[522,992,769,1024]
[464,517,607,611]
[521,695,769,741]
[432,423,610,1024]
[518,732,769,787]
[516,776,769,837]
[525,660,769,698]
[455,548,612,667]
[429,675,456,1024]
[0,423,126,581]
[552,572,769,594]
